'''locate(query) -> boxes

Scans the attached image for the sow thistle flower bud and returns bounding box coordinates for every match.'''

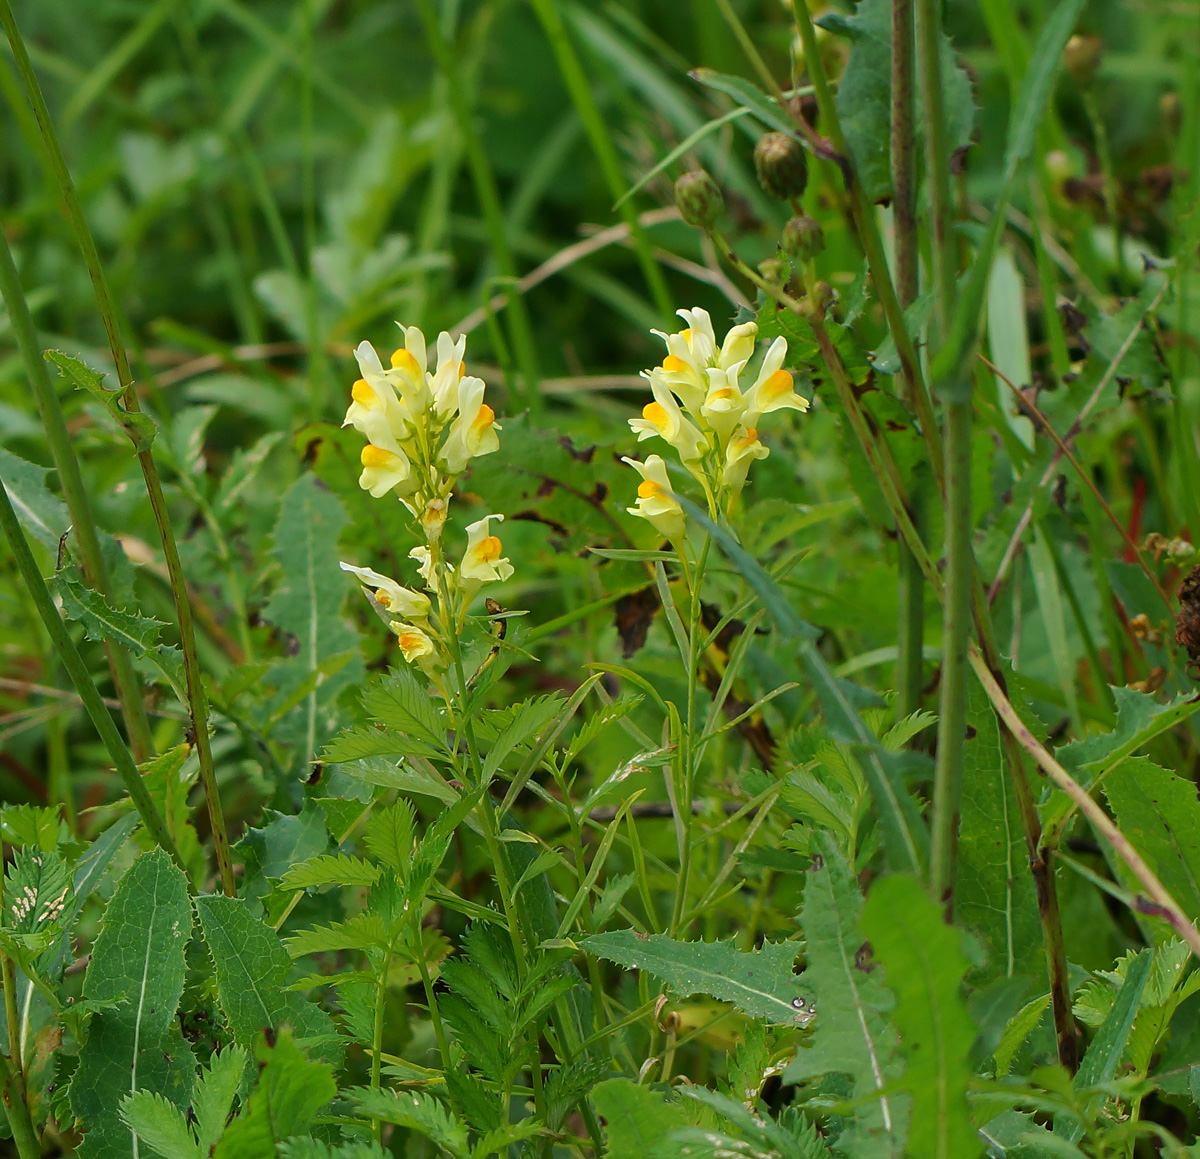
[754,132,808,201]
[674,169,724,230]
[782,214,824,262]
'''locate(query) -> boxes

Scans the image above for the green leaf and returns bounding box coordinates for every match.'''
[3,846,71,935]
[688,68,799,136]
[481,693,567,780]
[49,563,184,695]
[0,803,64,852]
[590,1079,687,1159]
[45,349,158,452]
[193,894,339,1064]
[363,800,415,870]
[360,669,448,750]
[284,911,391,958]
[784,832,901,1155]
[861,874,979,1159]
[350,1088,468,1158]
[825,0,974,202]
[69,849,195,1159]
[1058,686,1200,782]
[276,853,383,891]
[261,473,363,761]
[678,495,925,875]
[192,1046,248,1151]
[1104,758,1200,931]
[583,929,808,1026]
[957,677,1042,980]
[0,446,68,549]
[120,1092,202,1159]
[279,1143,387,1159]
[994,993,1050,1077]
[213,1029,337,1159]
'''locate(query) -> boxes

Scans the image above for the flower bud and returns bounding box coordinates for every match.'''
[754,132,808,201]
[802,281,835,319]
[674,169,724,230]
[1161,92,1182,136]
[1063,34,1102,89]
[782,214,824,262]
[758,258,786,287]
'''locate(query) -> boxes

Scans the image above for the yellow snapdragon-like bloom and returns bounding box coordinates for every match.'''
[742,336,808,426]
[699,366,749,440]
[359,443,412,498]
[391,621,437,664]
[340,562,432,620]
[623,455,686,543]
[460,515,514,585]
[628,379,706,466]
[429,331,468,417]
[722,427,770,492]
[441,375,501,472]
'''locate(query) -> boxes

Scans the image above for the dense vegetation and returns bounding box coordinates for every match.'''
[1,0,1200,1155]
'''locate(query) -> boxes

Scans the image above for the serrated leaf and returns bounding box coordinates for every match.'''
[957,677,1041,980]
[193,1046,248,1151]
[994,993,1050,1076]
[285,911,391,957]
[481,694,566,780]
[276,853,382,891]
[784,832,901,1155]
[861,874,979,1159]
[360,669,447,750]
[279,1142,387,1159]
[4,845,72,934]
[364,800,415,870]
[120,1091,202,1159]
[582,929,808,1026]
[213,1029,336,1159]
[350,1088,469,1158]
[194,894,339,1064]
[0,804,64,852]
[70,849,195,1159]
[45,348,158,452]
[689,68,798,136]
[1104,758,1200,932]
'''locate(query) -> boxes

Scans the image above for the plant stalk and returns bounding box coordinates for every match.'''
[0,0,236,896]
[891,0,925,720]
[0,470,182,867]
[0,225,153,763]
[0,1049,38,1159]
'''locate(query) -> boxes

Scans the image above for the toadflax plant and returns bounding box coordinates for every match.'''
[3,0,1200,1157]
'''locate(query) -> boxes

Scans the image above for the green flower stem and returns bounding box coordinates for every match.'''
[369,942,395,1143]
[0,0,236,897]
[891,0,925,721]
[413,0,542,412]
[0,470,182,868]
[789,0,944,491]
[527,0,674,323]
[0,215,153,763]
[0,1048,38,1159]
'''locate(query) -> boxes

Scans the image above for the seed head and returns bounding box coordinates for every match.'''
[674,169,724,230]
[782,215,824,262]
[754,132,808,201]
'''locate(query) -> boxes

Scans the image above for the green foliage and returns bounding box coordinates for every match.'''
[194,895,339,1064]
[68,850,194,1158]
[3,0,1200,1155]
[584,929,808,1026]
[861,875,979,1159]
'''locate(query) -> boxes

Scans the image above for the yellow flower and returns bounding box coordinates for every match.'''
[721,427,770,492]
[441,375,501,472]
[390,621,437,664]
[429,331,468,417]
[409,545,437,586]
[699,367,748,440]
[340,562,431,619]
[628,380,706,465]
[460,515,514,585]
[359,443,412,498]
[388,326,432,413]
[743,336,808,425]
[345,341,413,449]
[623,454,686,543]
